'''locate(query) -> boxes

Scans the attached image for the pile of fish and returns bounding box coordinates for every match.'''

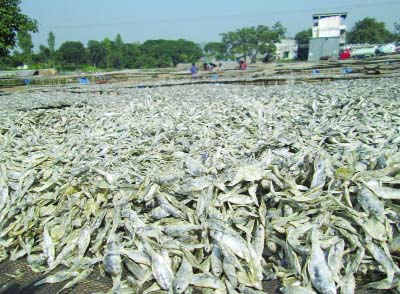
[1,78,400,294]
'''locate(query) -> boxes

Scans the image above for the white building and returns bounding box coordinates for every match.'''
[308,12,347,61]
[312,12,347,45]
[275,39,298,60]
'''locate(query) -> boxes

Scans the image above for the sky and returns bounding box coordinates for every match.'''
[21,0,400,50]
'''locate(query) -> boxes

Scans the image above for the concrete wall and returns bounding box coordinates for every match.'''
[275,39,298,60]
[308,37,340,61]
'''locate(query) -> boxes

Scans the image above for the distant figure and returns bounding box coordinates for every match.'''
[218,63,224,72]
[239,60,247,70]
[203,63,209,71]
[190,63,198,76]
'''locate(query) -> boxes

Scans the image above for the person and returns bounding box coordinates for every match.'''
[190,63,198,76]
[218,63,224,72]
[239,60,247,70]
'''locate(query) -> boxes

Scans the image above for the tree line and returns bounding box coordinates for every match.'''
[4,33,204,70]
[1,22,287,70]
[1,0,400,69]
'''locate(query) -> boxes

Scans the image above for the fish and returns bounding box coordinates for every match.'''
[210,245,223,278]
[78,225,91,258]
[365,237,398,284]
[210,230,251,261]
[328,239,345,283]
[357,187,385,222]
[42,224,55,266]
[34,269,79,286]
[103,236,122,290]
[308,230,337,294]
[144,243,174,290]
[339,272,355,294]
[56,268,93,294]
[1,78,400,294]
[172,257,193,294]
[190,273,225,289]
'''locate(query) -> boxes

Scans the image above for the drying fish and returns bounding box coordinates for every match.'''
[0,78,400,294]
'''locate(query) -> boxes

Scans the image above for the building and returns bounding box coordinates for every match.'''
[308,12,347,61]
[275,39,298,60]
[312,12,347,44]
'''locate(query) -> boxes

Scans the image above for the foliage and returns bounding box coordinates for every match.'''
[32,45,51,67]
[102,38,113,69]
[135,55,159,69]
[57,41,86,68]
[221,22,286,63]
[140,39,202,67]
[295,29,312,45]
[47,32,55,53]
[348,17,393,44]
[395,22,400,42]
[0,54,15,69]
[113,34,125,68]
[0,0,37,57]
[47,31,55,67]
[17,31,33,65]
[81,65,104,73]
[17,31,33,54]
[204,42,228,60]
[87,40,106,68]
[124,43,142,68]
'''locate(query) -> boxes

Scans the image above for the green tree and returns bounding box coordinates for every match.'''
[204,42,227,60]
[114,34,125,68]
[221,22,286,63]
[171,39,202,66]
[295,28,312,60]
[47,31,55,67]
[136,55,158,69]
[140,39,202,67]
[11,50,24,67]
[102,38,113,69]
[348,17,393,44]
[394,22,400,42]
[0,54,14,69]
[17,31,33,66]
[124,43,142,68]
[0,0,37,57]
[57,41,86,68]
[32,45,51,67]
[295,29,312,45]
[87,40,106,68]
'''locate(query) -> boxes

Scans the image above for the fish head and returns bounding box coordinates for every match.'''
[212,266,222,277]
[209,229,223,240]
[173,280,188,294]
[322,286,336,294]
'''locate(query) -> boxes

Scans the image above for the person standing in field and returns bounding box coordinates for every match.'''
[190,63,198,77]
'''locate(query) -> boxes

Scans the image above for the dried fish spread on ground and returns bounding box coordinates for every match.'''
[1,78,400,294]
